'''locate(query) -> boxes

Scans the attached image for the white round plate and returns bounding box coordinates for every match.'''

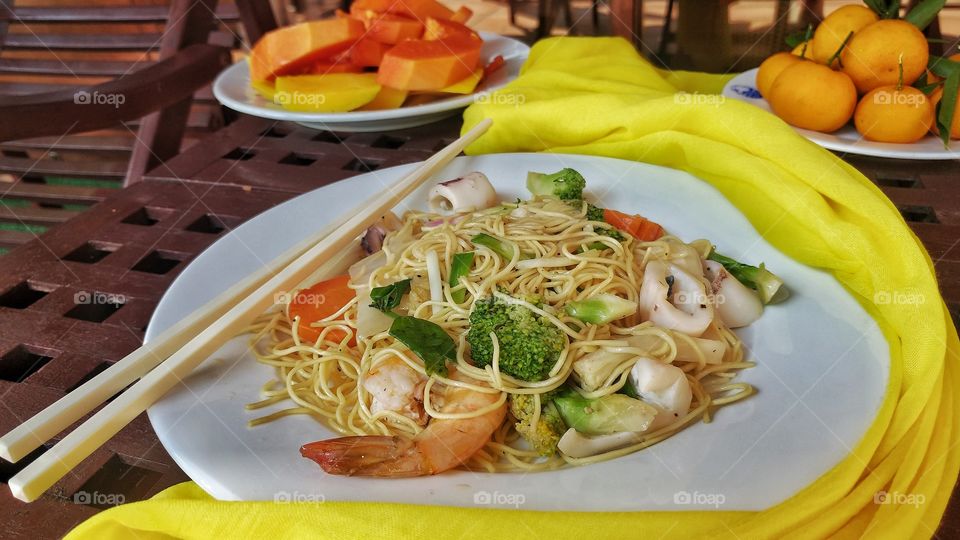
[212,32,528,132]
[146,153,888,511]
[724,68,960,160]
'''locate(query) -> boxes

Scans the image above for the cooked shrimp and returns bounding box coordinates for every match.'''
[301,370,506,477]
[364,356,427,426]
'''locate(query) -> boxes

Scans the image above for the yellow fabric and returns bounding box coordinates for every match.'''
[67,37,959,540]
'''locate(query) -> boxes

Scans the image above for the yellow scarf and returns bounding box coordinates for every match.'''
[68,37,959,540]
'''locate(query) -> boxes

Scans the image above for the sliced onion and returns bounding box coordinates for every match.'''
[516,256,579,271]
[425,249,443,315]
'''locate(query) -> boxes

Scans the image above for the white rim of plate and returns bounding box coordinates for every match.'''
[723,67,960,160]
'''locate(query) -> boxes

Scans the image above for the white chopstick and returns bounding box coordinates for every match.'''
[6,118,492,502]
[0,220,341,464]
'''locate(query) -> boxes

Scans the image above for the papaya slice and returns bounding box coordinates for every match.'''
[305,61,363,74]
[251,79,276,101]
[357,86,409,110]
[352,11,424,44]
[422,17,478,41]
[449,6,473,23]
[350,0,454,20]
[403,0,455,19]
[438,67,483,94]
[249,18,365,82]
[377,35,482,91]
[409,67,482,98]
[274,73,381,112]
[350,38,392,68]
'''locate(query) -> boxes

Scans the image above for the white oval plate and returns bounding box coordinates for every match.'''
[146,153,888,511]
[724,68,960,160]
[212,32,529,132]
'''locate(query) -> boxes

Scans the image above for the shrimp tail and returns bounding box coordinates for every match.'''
[300,436,429,477]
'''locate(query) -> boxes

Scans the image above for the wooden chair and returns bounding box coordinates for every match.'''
[0,0,244,253]
[615,0,823,69]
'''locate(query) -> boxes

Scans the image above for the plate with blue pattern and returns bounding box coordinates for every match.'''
[724,68,960,160]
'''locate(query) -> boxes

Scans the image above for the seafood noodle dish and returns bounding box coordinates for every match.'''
[245,168,787,477]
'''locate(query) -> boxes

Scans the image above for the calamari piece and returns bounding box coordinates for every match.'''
[664,237,705,278]
[628,357,692,430]
[557,428,642,458]
[703,260,763,328]
[638,260,714,336]
[428,172,497,213]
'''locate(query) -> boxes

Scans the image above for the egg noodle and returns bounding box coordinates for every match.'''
[245,197,755,471]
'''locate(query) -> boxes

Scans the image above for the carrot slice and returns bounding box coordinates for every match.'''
[288,275,356,345]
[603,209,664,241]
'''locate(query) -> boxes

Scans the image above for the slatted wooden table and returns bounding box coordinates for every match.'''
[0,113,958,539]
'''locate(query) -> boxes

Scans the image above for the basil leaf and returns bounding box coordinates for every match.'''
[937,70,959,147]
[449,251,475,304]
[369,278,411,312]
[389,316,456,376]
[905,0,945,30]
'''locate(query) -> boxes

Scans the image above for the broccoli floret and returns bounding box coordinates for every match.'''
[596,228,624,243]
[526,168,587,200]
[581,203,623,240]
[585,202,605,222]
[467,296,566,381]
[510,393,567,456]
[570,202,623,251]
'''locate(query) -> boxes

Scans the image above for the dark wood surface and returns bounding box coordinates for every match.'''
[0,114,958,539]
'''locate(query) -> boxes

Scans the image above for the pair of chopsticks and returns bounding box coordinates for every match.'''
[1,118,492,503]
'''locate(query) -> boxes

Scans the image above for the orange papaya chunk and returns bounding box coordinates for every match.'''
[305,61,363,74]
[249,18,365,82]
[377,36,482,90]
[351,0,454,20]
[449,6,472,23]
[439,67,482,94]
[361,12,424,45]
[350,38,392,67]
[422,17,478,41]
